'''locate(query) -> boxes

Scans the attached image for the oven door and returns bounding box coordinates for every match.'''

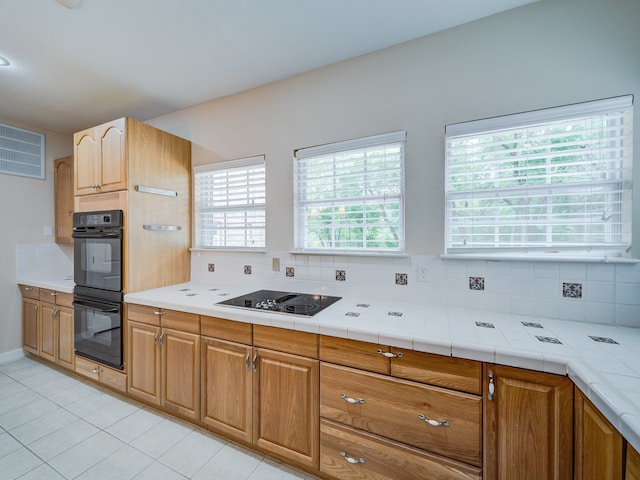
[73,295,123,370]
[73,232,122,292]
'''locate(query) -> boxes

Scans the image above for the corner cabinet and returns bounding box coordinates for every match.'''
[483,364,573,480]
[74,118,126,195]
[54,155,74,244]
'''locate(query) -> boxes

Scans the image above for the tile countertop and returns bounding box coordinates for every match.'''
[19,278,639,452]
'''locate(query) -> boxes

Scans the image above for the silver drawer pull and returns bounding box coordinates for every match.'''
[341,451,365,464]
[92,367,103,374]
[418,413,449,427]
[376,348,403,358]
[341,393,365,404]
[153,310,165,316]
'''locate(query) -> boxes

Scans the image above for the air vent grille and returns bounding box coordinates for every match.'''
[0,123,45,179]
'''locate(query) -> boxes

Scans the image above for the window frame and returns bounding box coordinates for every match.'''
[444,95,634,260]
[293,131,406,255]
[193,155,266,251]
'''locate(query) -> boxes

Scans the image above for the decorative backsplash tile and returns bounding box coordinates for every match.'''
[208,263,215,272]
[285,267,295,278]
[336,269,346,282]
[469,277,485,291]
[244,265,252,275]
[562,282,582,298]
[395,273,408,286]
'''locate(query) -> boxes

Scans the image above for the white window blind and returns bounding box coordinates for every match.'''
[0,123,45,179]
[445,96,633,257]
[294,131,405,253]
[194,156,266,249]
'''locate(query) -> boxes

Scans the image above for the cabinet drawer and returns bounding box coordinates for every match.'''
[254,325,318,358]
[55,292,73,308]
[127,303,161,326]
[19,285,40,300]
[321,363,482,466]
[321,419,482,480]
[391,350,482,395]
[201,315,252,344]
[75,355,127,393]
[320,336,389,374]
[161,310,199,334]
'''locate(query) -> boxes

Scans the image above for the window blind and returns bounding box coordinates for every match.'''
[194,156,266,249]
[445,96,633,256]
[295,131,405,253]
[0,123,45,179]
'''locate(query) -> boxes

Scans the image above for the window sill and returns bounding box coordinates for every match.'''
[290,249,408,258]
[190,248,267,254]
[441,253,639,264]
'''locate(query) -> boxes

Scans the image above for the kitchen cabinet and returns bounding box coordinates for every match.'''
[74,118,126,195]
[75,355,127,393]
[127,304,200,421]
[483,364,573,480]
[19,285,74,371]
[628,443,640,480]
[54,155,74,244]
[574,387,623,480]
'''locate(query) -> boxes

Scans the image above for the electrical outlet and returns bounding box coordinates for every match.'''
[272,257,280,272]
[417,264,428,282]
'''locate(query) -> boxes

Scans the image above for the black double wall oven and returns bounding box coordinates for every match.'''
[72,210,124,370]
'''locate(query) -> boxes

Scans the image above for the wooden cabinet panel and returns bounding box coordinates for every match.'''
[320,336,389,374]
[19,285,39,300]
[98,119,126,192]
[321,419,482,480]
[75,355,127,393]
[321,363,482,466]
[201,316,252,344]
[74,127,98,195]
[391,349,482,395]
[201,337,253,442]
[628,443,640,480]
[22,297,39,354]
[127,303,161,326]
[54,155,74,244]
[483,364,573,480]
[127,321,161,405]
[57,306,74,370]
[254,325,318,358]
[39,303,57,363]
[162,328,200,420]
[161,310,199,334]
[574,388,623,480]
[254,348,319,469]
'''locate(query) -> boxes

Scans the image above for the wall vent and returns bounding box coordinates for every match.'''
[0,123,45,179]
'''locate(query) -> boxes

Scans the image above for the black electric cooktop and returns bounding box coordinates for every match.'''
[217,290,341,317]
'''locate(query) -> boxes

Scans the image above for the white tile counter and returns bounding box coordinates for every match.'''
[124,281,640,453]
[17,275,75,294]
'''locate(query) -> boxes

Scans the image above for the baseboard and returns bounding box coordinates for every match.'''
[0,349,26,365]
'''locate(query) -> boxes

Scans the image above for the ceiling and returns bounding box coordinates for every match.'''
[0,0,537,135]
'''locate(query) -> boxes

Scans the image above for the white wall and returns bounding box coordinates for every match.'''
[145,0,640,326]
[0,118,72,356]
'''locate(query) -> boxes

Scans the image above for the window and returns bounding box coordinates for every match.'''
[294,131,405,253]
[0,123,45,179]
[445,96,633,257]
[194,156,265,249]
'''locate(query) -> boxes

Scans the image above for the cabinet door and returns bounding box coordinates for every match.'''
[628,444,640,480]
[483,364,573,480]
[574,388,623,480]
[98,119,126,193]
[161,328,200,420]
[54,156,74,244]
[74,127,99,195]
[201,337,253,442]
[253,348,319,469]
[127,321,161,405]
[39,303,57,362]
[57,306,75,370]
[22,298,39,354]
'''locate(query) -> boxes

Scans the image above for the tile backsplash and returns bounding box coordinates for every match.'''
[190,251,640,328]
[16,243,73,280]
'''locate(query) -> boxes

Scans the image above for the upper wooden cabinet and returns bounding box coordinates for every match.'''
[74,118,126,195]
[54,156,74,243]
[483,364,573,480]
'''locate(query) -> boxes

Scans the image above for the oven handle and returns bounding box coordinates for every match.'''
[72,231,121,239]
[73,298,121,313]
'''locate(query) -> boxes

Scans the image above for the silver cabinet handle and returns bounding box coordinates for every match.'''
[92,367,103,374]
[143,225,181,231]
[418,413,449,427]
[154,331,160,346]
[153,310,165,316]
[340,451,365,464]
[24,287,33,291]
[50,291,58,296]
[34,304,39,313]
[252,353,257,372]
[159,333,165,347]
[341,393,365,404]
[245,352,250,372]
[376,348,403,358]
[488,370,495,401]
[52,307,59,319]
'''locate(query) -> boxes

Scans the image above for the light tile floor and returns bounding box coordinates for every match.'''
[0,356,320,480]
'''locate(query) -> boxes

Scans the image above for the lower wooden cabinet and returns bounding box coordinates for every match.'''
[22,296,39,355]
[628,443,640,480]
[483,364,573,480]
[75,355,127,393]
[321,419,482,480]
[574,387,623,480]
